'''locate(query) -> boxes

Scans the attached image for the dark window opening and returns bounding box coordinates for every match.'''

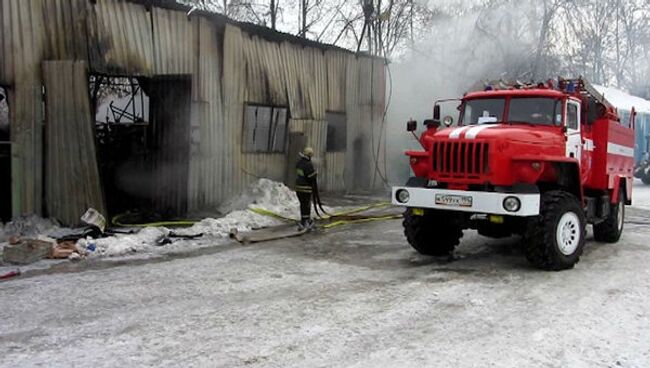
[243,104,288,153]
[326,112,347,152]
[0,86,11,221]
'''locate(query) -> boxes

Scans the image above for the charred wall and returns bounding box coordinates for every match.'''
[0,0,386,223]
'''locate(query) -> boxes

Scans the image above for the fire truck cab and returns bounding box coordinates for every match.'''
[392,79,636,270]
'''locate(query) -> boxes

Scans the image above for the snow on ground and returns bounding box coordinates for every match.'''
[2,215,650,367]
[81,179,306,257]
[1,179,333,262]
[632,179,650,210]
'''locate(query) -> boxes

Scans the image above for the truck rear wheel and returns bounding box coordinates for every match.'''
[523,191,586,271]
[403,208,463,256]
[593,188,625,243]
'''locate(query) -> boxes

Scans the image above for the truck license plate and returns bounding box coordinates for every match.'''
[435,194,473,207]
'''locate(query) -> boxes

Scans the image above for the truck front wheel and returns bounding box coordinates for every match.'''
[593,188,625,243]
[523,191,586,271]
[403,208,463,256]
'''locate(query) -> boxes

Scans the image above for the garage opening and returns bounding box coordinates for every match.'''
[90,76,190,220]
[0,86,10,222]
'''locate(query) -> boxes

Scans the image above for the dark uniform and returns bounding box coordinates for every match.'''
[296,153,317,227]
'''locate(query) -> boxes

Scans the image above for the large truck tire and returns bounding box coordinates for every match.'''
[593,188,625,243]
[403,208,463,256]
[523,191,586,271]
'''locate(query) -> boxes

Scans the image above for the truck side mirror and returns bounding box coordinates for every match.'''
[433,104,441,120]
[406,120,417,132]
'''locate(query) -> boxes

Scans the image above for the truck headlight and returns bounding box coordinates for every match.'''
[503,196,521,212]
[396,189,410,203]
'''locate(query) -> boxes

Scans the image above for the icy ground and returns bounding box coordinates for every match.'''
[1,184,649,367]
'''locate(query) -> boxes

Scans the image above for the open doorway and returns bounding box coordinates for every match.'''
[0,86,10,222]
[90,76,190,220]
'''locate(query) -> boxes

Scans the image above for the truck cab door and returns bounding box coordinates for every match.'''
[565,100,581,162]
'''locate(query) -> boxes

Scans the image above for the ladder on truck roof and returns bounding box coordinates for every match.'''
[561,78,615,111]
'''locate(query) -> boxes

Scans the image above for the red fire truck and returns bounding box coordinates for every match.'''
[392,79,636,270]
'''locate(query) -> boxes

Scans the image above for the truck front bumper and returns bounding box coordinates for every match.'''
[391,186,540,217]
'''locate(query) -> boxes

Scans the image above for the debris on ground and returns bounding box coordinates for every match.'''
[229,226,308,244]
[0,269,20,280]
[156,232,203,246]
[50,241,84,260]
[2,238,56,264]
[0,216,61,243]
[0,179,382,261]
[80,208,107,232]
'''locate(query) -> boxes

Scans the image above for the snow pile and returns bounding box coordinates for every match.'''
[178,178,300,237]
[89,227,169,257]
[87,179,302,257]
[0,216,62,243]
[219,178,300,218]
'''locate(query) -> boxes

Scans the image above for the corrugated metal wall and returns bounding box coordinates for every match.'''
[43,61,106,225]
[0,0,46,217]
[88,0,154,75]
[0,0,386,219]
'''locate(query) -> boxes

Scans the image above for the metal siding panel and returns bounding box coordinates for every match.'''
[325,50,347,113]
[187,19,226,211]
[324,152,345,192]
[152,7,196,76]
[42,0,89,61]
[241,154,286,184]
[88,0,153,75]
[289,119,327,153]
[43,61,106,225]
[222,24,246,200]
[0,0,45,216]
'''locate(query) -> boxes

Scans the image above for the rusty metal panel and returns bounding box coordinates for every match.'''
[152,7,196,76]
[87,0,154,75]
[43,61,106,225]
[42,0,89,61]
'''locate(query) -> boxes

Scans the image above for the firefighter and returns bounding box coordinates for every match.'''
[296,147,317,230]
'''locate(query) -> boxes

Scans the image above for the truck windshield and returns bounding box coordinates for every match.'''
[508,97,562,126]
[460,97,563,126]
[460,98,505,125]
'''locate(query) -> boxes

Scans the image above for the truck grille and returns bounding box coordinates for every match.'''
[432,141,490,178]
